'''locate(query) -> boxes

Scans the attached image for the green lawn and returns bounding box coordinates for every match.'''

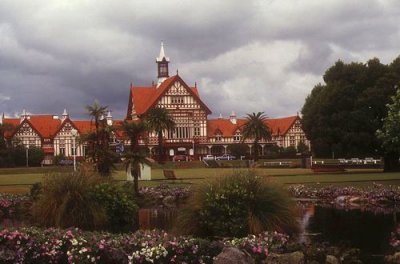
[1,166,400,194]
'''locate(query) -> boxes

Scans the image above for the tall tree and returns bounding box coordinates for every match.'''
[85,101,115,176]
[144,107,175,163]
[241,112,271,161]
[301,57,399,158]
[0,122,14,167]
[376,88,400,171]
[121,120,148,195]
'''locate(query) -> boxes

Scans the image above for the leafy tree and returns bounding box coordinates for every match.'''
[0,123,15,167]
[228,143,248,159]
[297,141,309,154]
[241,112,271,161]
[377,88,400,171]
[85,101,116,176]
[144,107,175,163]
[121,120,148,195]
[12,145,44,167]
[301,57,399,158]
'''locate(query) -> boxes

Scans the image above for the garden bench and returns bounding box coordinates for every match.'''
[163,169,178,180]
[311,164,345,173]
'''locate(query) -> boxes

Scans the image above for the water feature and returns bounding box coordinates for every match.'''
[301,204,398,263]
[138,208,177,231]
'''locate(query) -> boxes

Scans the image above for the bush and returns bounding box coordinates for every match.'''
[89,182,138,232]
[31,170,107,230]
[176,171,299,238]
[31,163,139,232]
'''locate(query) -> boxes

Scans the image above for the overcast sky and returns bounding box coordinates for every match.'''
[0,0,399,120]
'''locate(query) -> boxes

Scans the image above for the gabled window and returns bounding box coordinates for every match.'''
[214,129,222,142]
[233,129,241,141]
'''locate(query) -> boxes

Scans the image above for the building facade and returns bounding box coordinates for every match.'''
[1,43,310,163]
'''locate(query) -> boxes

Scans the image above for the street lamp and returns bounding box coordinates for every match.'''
[25,146,29,167]
[71,128,78,171]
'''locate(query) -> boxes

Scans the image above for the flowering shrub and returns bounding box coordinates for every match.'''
[138,184,191,207]
[225,231,289,262]
[0,227,291,263]
[0,194,30,219]
[390,224,400,251]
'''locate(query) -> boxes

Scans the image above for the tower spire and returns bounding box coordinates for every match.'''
[156,41,170,87]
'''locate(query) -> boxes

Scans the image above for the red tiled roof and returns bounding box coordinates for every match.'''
[73,120,95,134]
[5,115,62,139]
[266,116,298,135]
[128,75,211,117]
[207,116,299,137]
[28,115,61,138]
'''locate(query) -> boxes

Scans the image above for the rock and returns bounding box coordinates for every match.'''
[384,252,400,263]
[326,255,339,264]
[162,195,176,207]
[335,196,348,204]
[348,197,361,204]
[213,247,255,264]
[263,251,304,264]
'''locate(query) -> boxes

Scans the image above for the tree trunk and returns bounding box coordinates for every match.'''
[384,152,400,172]
[158,131,164,163]
[253,139,259,161]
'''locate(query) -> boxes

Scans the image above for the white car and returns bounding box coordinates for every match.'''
[203,155,215,161]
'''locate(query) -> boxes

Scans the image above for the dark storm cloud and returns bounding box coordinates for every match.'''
[0,0,399,120]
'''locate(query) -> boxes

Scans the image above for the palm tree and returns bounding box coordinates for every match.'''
[121,120,148,195]
[144,107,175,163]
[242,112,271,161]
[86,100,108,148]
[85,100,114,176]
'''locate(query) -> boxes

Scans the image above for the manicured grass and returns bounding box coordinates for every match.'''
[1,166,400,194]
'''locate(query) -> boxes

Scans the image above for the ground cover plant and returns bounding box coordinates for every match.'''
[0,227,293,264]
[176,171,298,238]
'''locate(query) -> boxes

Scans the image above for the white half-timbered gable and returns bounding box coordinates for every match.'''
[12,121,42,147]
[53,120,84,157]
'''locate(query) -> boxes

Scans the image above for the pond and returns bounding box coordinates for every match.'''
[138,205,399,263]
[300,205,398,263]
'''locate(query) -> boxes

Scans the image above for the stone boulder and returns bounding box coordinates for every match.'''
[325,255,339,264]
[263,251,305,264]
[384,252,400,263]
[213,247,255,264]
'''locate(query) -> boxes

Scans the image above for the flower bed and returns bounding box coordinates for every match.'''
[288,183,400,213]
[0,194,30,219]
[138,185,191,208]
[0,227,289,264]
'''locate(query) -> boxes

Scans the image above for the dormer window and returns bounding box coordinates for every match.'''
[234,130,241,141]
[214,129,222,142]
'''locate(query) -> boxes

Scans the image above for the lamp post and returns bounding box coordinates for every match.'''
[25,146,29,167]
[71,128,78,171]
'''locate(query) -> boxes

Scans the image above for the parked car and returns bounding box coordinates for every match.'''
[173,155,187,162]
[59,159,74,166]
[350,158,362,164]
[364,157,380,164]
[203,155,215,161]
[215,154,236,160]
